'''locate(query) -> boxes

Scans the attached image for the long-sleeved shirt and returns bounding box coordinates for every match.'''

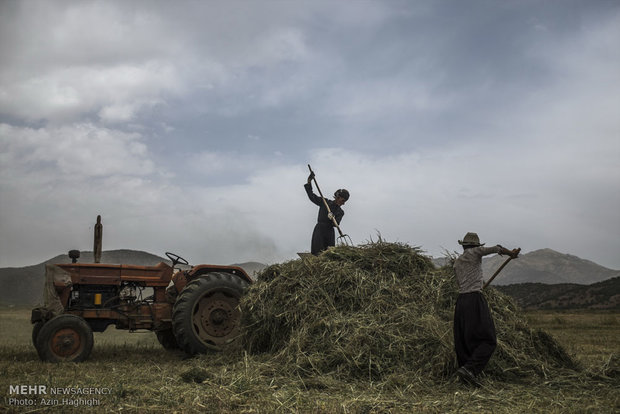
[304,183,344,226]
[454,246,502,293]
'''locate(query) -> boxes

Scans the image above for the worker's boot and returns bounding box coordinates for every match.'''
[456,367,481,387]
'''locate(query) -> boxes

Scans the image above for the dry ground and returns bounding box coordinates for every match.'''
[0,307,618,413]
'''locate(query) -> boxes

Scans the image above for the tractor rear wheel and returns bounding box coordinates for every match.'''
[35,314,94,362]
[156,329,179,350]
[172,272,248,355]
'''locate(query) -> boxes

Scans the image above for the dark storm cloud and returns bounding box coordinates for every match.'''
[0,1,618,270]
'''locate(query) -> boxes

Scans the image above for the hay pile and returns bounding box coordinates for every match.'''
[240,242,577,382]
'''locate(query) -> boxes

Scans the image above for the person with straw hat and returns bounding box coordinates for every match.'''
[453,232,520,386]
[304,171,349,255]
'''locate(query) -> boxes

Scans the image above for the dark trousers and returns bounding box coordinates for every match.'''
[453,291,497,375]
[311,222,335,255]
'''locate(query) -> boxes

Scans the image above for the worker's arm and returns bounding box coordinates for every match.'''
[498,246,520,259]
[476,245,518,258]
[304,173,323,206]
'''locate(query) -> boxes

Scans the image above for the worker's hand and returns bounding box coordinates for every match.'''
[307,172,315,184]
[499,245,520,259]
[327,212,334,221]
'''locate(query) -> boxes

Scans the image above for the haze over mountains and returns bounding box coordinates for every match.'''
[480,248,619,285]
[0,248,618,308]
[430,248,619,285]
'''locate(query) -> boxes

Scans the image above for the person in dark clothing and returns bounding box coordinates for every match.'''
[304,171,349,255]
[453,232,520,386]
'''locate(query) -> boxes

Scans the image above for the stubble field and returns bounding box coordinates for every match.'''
[0,307,618,413]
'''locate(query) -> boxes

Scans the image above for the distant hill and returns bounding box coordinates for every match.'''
[2,247,618,308]
[232,262,268,279]
[434,248,619,285]
[495,277,620,310]
[0,250,268,307]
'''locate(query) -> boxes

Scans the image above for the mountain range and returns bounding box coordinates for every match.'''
[0,248,618,308]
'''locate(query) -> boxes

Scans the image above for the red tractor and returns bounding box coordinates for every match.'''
[31,251,252,362]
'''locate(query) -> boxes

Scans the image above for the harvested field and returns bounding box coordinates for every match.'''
[0,241,618,412]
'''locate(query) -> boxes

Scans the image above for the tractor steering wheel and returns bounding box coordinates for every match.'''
[165,252,189,268]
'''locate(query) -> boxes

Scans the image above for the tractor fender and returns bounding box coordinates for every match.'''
[171,264,252,294]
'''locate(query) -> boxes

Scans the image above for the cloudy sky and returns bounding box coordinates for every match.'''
[1,0,618,271]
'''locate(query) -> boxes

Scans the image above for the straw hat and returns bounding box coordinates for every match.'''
[458,232,485,247]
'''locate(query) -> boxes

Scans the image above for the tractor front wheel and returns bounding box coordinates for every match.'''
[172,272,248,355]
[32,321,45,347]
[35,314,94,362]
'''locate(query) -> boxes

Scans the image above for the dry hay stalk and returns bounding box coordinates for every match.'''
[240,241,578,382]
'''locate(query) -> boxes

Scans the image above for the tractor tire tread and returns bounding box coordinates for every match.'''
[172,272,248,355]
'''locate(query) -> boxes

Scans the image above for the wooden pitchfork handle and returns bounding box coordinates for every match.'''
[307,164,345,238]
[483,248,521,289]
